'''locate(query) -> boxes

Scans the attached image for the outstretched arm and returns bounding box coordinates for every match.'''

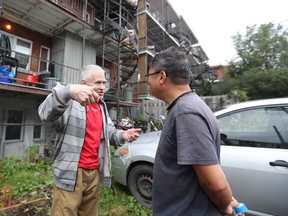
[123,128,142,142]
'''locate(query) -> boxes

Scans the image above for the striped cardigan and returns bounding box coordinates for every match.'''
[38,84,125,191]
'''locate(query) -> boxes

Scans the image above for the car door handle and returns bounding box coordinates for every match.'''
[269,160,288,168]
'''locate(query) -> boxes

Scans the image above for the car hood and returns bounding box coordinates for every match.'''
[132,130,161,145]
[120,131,161,163]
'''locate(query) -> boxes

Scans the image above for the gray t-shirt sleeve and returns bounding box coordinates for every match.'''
[176,113,219,165]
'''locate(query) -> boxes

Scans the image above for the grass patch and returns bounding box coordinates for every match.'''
[100,184,151,216]
[0,145,152,216]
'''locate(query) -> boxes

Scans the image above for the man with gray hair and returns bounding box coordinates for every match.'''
[38,64,141,215]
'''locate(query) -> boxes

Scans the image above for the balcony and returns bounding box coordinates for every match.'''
[0,48,138,108]
[52,0,96,25]
[2,0,101,42]
[0,48,81,99]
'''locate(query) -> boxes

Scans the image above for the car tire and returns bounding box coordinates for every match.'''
[127,164,153,207]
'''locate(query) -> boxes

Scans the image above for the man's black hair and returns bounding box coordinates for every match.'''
[149,46,192,85]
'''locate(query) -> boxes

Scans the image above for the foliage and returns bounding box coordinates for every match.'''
[211,78,249,101]
[0,155,53,201]
[194,80,212,96]
[150,119,163,131]
[134,114,146,122]
[100,185,151,216]
[212,22,288,100]
[24,144,41,163]
[229,22,288,76]
[237,68,288,99]
[0,147,152,216]
[227,90,249,102]
[190,63,215,96]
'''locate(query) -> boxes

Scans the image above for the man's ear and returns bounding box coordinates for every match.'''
[159,71,168,84]
[81,80,86,85]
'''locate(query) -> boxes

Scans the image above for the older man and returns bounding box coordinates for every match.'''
[38,64,141,216]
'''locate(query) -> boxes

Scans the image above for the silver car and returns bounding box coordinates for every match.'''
[112,98,288,215]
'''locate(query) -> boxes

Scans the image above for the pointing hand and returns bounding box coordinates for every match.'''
[70,84,99,106]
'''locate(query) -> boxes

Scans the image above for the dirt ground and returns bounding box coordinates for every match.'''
[0,185,52,216]
[0,199,51,216]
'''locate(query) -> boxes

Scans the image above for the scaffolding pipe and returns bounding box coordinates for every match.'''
[119,0,122,26]
[81,0,88,68]
[116,38,122,128]
[102,0,107,68]
[101,35,106,67]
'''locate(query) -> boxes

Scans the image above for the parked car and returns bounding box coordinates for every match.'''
[112,98,288,215]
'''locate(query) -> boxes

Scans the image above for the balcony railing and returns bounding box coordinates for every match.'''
[49,0,96,25]
[146,1,164,25]
[0,49,81,90]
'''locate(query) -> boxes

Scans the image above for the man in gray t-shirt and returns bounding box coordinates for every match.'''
[146,47,245,216]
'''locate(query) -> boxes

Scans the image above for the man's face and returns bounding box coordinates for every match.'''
[85,70,106,99]
[146,68,161,98]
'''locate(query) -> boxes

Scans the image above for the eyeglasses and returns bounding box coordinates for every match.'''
[145,71,161,78]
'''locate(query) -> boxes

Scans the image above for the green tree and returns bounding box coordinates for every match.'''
[213,22,288,100]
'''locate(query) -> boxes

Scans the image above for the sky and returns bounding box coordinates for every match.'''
[168,0,288,66]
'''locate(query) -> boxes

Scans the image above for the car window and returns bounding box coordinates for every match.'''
[218,106,288,149]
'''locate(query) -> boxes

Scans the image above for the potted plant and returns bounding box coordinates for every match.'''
[134,114,148,133]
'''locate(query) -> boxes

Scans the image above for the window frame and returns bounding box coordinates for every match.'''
[38,45,50,72]
[4,109,25,142]
[33,109,43,141]
[218,106,288,149]
[0,30,33,71]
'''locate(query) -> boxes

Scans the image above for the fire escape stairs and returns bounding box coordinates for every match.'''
[94,8,138,102]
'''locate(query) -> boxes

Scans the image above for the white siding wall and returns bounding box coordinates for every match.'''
[0,96,42,158]
[64,32,96,84]
[52,31,97,84]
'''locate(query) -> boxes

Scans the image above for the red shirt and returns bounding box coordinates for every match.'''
[78,103,103,169]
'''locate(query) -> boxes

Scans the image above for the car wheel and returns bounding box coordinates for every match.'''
[128,164,153,207]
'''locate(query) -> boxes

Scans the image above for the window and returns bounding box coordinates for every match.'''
[38,46,50,72]
[218,106,288,148]
[5,110,24,141]
[33,125,42,139]
[33,111,43,140]
[15,38,32,69]
[0,31,32,70]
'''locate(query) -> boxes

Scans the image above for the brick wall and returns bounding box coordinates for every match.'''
[210,65,228,80]
[0,18,53,72]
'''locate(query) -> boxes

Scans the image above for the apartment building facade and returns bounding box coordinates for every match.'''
[0,0,207,158]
